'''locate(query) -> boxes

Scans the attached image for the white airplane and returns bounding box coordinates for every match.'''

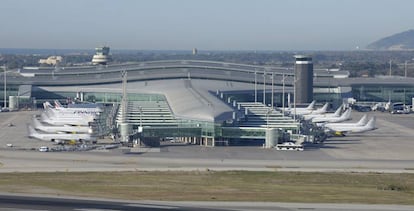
[44,101,100,116]
[28,125,95,143]
[54,100,102,113]
[280,100,316,113]
[323,114,368,128]
[32,116,93,134]
[40,112,92,126]
[312,109,351,124]
[324,117,376,136]
[303,105,343,121]
[291,102,329,116]
[44,105,97,120]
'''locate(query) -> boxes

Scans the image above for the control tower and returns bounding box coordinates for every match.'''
[92,46,110,65]
[294,55,313,104]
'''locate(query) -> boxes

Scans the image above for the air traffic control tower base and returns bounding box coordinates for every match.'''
[294,55,313,104]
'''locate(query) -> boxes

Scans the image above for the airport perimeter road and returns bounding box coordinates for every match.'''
[1,194,414,211]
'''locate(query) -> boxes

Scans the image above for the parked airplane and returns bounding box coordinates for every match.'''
[44,105,97,120]
[303,105,343,121]
[28,125,95,143]
[325,117,376,136]
[54,100,102,113]
[40,112,92,126]
[312,109,351,124]
[280,100,316,113]
[32,117,93,134]
[291,102,329,116]
[323,114,368,128]
[44,101,100,116]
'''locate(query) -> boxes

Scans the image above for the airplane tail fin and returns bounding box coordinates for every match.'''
[54,100,63,108]
[365,116,376,129]
[319,103,329,113]
[333,105,343,116]
[43,103,53,112]
[306,100,316,110]
[40,112,52,123]
[27,124,38,138]
[356,114,368,126]
[43,101,54,109]
[31,117,43,129]
[44,106,58,117]
[43,102,48,110]
[349,116,376,133]
[341,109,352,120]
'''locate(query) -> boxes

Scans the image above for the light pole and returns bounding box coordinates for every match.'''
[138,105,143,147]
[3,64,6,109]
[266,108,272,129]
[271,72,274,110]
[389,60,392,76]
[281,73,286,117]
[254,70,257,103]
[263,70,266,105]
[139,106,143,129]
[405,60,408,78]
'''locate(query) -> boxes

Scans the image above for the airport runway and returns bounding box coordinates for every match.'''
[1,194,414,211]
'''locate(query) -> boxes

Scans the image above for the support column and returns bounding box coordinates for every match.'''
[204,137,215,147]
[287,93,291,108]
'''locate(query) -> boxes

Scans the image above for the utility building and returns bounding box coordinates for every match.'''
[294,55,313,104]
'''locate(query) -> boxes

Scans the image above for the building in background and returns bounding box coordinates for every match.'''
[92,46,111,65]
[38,56,62,66]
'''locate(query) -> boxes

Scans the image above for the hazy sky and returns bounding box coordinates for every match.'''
[1,0,413,50]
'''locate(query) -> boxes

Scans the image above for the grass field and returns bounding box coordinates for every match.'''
[0,171,413,204]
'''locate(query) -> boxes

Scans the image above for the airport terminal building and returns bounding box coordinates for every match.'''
[1,58,414,146]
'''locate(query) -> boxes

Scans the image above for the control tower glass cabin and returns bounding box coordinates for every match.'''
[92,46,110,65]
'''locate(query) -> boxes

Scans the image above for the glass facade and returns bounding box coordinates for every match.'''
[0,85,19,106]
[352,85,414,104]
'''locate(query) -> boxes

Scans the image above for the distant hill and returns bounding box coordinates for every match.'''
[367,29,414,50]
